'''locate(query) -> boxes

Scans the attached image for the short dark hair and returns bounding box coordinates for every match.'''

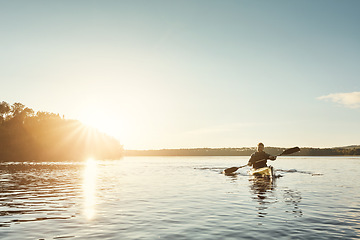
[257,142,264,147]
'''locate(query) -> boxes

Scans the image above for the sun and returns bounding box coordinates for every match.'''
[78,110,126,141]
[81,114,110,133]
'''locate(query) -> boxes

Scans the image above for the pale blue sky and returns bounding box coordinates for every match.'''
[1,0,360,149]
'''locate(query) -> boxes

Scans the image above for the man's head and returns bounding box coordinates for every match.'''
[257,142,264,152]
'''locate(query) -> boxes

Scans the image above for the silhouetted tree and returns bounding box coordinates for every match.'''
[0,101,124,162]
[0,101,11,124]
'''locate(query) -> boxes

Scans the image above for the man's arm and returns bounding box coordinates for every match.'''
[247,154,254,166]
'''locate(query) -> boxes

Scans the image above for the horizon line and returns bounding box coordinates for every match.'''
[124,145,360,151]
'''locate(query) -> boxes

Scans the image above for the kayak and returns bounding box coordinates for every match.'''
[249,166,274,178]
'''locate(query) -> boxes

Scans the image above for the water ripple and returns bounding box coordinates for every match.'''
[1,157,360,239]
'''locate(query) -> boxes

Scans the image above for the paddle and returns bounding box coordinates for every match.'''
[223,147,300,174]
[277,147,300,156]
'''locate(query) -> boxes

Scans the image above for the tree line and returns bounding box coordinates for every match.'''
[125,146,360,156]
[0,101,123,162]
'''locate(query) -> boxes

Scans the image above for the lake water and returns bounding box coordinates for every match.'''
[1,156,360,239]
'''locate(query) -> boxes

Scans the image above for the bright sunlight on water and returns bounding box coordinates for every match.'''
[1,156,360,239]
[83,158,97,220]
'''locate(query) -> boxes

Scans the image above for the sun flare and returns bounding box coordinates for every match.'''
[78,109,127,141]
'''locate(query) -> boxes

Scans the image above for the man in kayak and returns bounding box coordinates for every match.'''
[248,143,276,169]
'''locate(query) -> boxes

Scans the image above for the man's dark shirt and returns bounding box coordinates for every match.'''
[248,151,270,169]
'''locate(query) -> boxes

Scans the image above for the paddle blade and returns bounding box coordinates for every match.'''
[279,147,300,156]
[223,164,248,174]
[223,167,239,174]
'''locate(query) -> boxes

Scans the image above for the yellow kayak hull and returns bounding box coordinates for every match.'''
[249,166,274,178]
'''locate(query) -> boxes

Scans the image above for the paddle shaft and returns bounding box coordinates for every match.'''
[256,147,300,161]
[223,147,300,174]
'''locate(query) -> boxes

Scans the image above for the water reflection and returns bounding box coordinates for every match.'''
[249,176,277,217]
[83,158,97,220]
[249,176,275,199]
[223,172,239,182]
[283,189,303,217]
[248,176,303,218]
[0,162,82,227]
[0,160,99,226]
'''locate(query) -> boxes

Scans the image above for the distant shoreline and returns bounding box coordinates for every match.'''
[125,146,360,157]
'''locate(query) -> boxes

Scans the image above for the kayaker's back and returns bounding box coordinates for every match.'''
[248,151,270,169]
